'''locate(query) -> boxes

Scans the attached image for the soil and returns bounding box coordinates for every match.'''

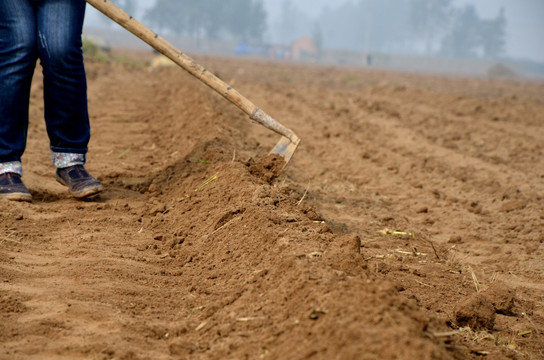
[1,52,543,359]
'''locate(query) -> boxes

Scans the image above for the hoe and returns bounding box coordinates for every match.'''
[86,0,301,169]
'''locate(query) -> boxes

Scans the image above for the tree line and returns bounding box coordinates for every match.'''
[313,0,507,58]
[143,0,266,43]
[107,0,507,59]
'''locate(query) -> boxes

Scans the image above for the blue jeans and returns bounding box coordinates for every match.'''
[0,0,89,173]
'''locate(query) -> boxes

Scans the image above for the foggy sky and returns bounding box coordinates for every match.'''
[85,0,544,63]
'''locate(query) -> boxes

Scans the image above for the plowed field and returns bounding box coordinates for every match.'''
[1,53,543,359]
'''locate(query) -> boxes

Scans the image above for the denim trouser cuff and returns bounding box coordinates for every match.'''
[51,152,86,169]
[0,161,23,176]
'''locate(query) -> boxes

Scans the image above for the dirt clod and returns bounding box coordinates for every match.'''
[248,154,285,182]
[482,282,516,315]
[454,294,496,331]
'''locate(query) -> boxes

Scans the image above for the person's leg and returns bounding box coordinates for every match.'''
[36,0,89,167]
[37,0,101,198]
[0,0,36,201]
[0,0,38,175]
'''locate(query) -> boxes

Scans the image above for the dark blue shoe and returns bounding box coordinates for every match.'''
[56,165,102,199]
[0,173,32,202]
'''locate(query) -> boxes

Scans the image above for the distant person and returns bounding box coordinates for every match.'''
[0,0,102,202]
[366,54,373,66]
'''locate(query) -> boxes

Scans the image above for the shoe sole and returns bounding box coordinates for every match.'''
[0,192,32,202]
[56,177,103,199]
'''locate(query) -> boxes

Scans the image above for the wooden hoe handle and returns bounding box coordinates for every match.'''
[85,0,300,145]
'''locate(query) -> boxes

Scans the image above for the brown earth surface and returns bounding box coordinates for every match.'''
[1,52,543,359]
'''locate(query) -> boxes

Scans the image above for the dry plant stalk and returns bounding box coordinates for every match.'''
[297,182,310,206]
[468,266,480,293]
[194,173,218,192]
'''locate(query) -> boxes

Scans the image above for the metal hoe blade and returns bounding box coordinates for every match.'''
[271,136,300,168]
[250,108,301,167]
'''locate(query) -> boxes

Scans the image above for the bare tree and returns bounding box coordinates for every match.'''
[481,7,507,58]
[410,0,452,54]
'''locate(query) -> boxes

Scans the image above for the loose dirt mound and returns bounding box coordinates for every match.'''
[1,54,543,359]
